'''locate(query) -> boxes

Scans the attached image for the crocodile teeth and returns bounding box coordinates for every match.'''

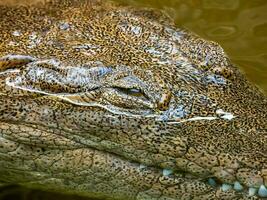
[248,187,257,197]
[221,113,235,120]
[139,164,147,170]
[233,181,243,191]
[216,109,235,120]
[258,185,267,197]
[208,178,217,187]
[221,184,232,192]
[162,169,173,176]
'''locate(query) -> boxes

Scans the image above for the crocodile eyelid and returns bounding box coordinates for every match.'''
[114,87,147,98]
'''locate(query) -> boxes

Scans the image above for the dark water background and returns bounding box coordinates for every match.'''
[117,0,267,94]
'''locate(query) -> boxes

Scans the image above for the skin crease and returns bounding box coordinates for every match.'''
[0,0,267,200]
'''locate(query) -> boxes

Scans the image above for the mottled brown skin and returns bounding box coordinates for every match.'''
[0,0,266,200]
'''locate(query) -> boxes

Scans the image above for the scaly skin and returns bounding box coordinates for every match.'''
[0,0,266,199]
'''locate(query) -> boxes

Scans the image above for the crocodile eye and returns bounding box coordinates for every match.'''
[115,87,146,98]
[103,86,153,110]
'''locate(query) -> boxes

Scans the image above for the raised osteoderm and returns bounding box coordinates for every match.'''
[0,0,266,199]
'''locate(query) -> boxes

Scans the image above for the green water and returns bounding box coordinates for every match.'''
[116,0,267,94]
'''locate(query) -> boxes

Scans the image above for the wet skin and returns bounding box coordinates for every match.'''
[0,0,267,199]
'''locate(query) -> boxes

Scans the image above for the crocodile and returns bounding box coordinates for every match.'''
[0,0,266,199]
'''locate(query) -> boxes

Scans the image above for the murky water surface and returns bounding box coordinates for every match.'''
[116,0,267,94]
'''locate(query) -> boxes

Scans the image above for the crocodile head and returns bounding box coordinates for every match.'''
[0,1,266,199]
